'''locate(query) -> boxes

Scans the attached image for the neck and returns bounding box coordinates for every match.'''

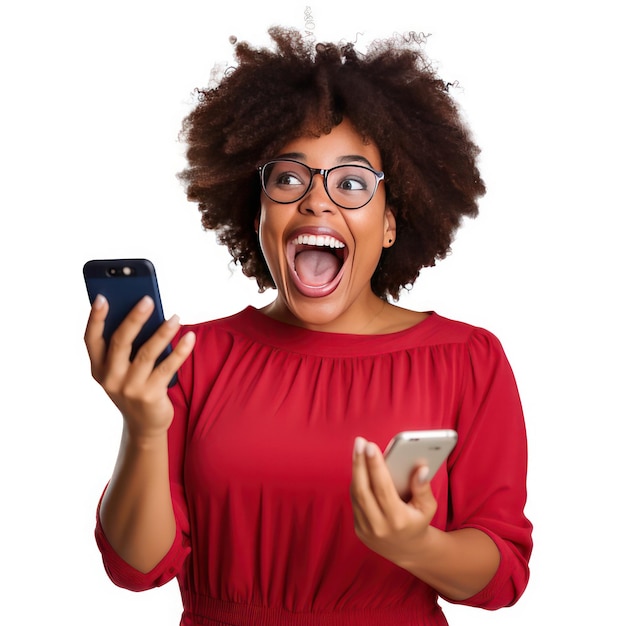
[261,296,429,335]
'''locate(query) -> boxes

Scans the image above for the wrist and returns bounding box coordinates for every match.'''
[121,423,170,451]
[395,524,440,572]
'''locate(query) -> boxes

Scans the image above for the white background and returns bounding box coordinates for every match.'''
[1,0,624,623]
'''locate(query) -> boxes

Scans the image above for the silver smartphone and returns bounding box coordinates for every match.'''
[383,429,458,498]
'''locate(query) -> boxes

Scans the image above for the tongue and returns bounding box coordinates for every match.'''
[294,249,341,286]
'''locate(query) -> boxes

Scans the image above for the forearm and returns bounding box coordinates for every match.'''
[99,427,175,574]
[398,526,500,601]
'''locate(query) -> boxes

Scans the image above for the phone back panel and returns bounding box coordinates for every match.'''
[384,429,458,498]
[83,258,171,365]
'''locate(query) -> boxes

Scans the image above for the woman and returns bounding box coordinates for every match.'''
[85,27,532,625]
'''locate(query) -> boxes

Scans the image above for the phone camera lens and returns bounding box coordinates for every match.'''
[105,265,135,277]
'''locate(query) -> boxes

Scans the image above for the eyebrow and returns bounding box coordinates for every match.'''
[276,152,376,169]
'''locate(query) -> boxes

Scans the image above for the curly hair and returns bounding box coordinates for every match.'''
[178,27,485,300]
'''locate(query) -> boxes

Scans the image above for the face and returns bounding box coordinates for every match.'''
[257,119,396,332]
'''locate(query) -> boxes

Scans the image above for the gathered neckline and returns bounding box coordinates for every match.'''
[221,307,451,358]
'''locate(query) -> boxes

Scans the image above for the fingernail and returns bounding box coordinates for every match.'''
[181,330,196,345]
[365,442,378,458]
[137,295,153,311]
[353,436,366,456]
[166,314,180,326]
[93,294,106,309]
[417,466,430,484]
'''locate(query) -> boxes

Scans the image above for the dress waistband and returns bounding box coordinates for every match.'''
[181,593,446,626]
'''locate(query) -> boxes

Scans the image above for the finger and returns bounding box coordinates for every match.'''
[126,313,183,382]
[350,437,385,529]
[150,330,196,386]
[350,437,374,501]
[136,319,196,385]
[106,295,155,359]
[99,296,156,388]
[350,437,374,535]
[408,465,438,516]
[84,295,109,379]
[362,441,404,514]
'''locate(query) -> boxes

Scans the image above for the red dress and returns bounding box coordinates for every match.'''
[96,307,532,625]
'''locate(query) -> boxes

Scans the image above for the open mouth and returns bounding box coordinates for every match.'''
[288,232,348,298]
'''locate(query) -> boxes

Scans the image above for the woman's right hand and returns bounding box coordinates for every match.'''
[84,294,196,438]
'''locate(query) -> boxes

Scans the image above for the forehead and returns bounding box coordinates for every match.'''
[277,120,382,170]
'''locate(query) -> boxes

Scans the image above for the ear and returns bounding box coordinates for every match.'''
[254,213,260,234]
[382,207,397,248]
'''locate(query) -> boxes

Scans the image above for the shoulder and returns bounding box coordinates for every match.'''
[173,307,258,369]
[171,308,258,396]
[407,312,502,348]
[408,313,515,378]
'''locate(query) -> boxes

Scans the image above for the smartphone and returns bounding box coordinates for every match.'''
[383,429,458,498]
[83,258,176,386]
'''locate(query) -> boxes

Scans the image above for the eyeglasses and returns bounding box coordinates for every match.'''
[258,159,385,210]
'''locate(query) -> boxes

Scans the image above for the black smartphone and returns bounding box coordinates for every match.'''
[83,258,176,386]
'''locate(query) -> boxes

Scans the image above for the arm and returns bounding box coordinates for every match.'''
[99,428,175,574]
[351,438,500,600]
[85,294,195,573]
[351,329,531,607]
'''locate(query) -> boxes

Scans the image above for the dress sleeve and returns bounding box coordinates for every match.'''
[443,328,533,610]
[94,350,192,592]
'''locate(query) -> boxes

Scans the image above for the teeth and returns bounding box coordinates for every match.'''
[293,234,346,248]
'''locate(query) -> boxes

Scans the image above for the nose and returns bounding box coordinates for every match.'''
[298,173,336,216]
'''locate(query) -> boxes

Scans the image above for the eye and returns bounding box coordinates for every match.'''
[331,165,373,193]
[266,161,310,189]
[336,176,367,191]
[274,171,305,187]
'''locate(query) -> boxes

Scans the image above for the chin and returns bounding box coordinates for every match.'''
[281,290,355,331]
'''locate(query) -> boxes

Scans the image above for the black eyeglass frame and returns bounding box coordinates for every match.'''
[258,158,385,210]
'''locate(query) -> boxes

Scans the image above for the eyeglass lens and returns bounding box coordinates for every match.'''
[261,160,381,209]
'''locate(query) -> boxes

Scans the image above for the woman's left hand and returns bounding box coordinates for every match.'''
[350,436,438,567]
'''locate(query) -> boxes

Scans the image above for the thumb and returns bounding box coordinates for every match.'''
[408,466,438,518]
